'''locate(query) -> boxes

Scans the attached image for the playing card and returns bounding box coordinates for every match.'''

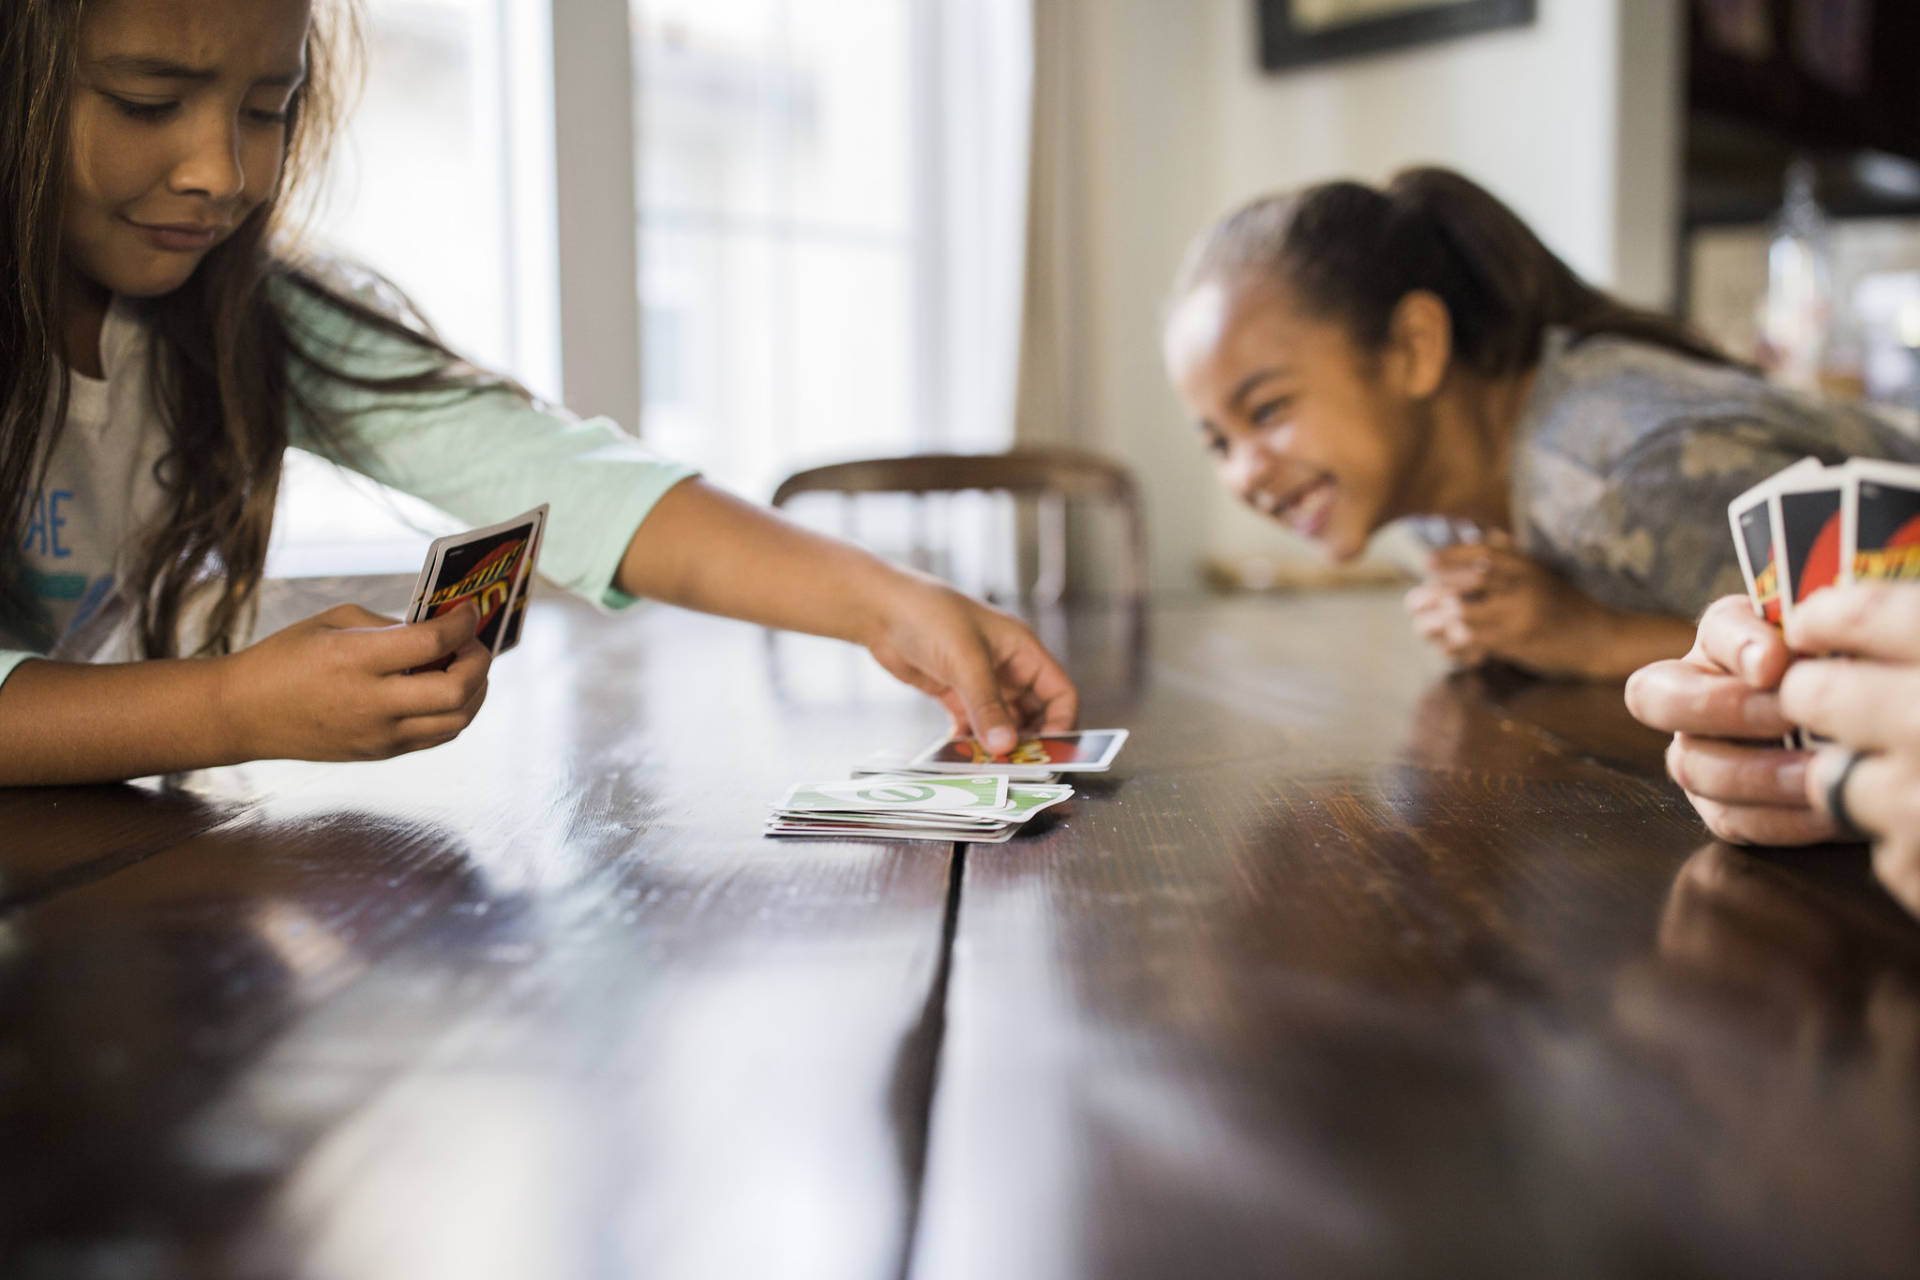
[779,774,1012,815]
[493,508,546,655]
[852,753,1061,784]
[1769,466,1845,618]
[907,729,1128,773]
[764,819,1022,844]
[406,505,548,656]
[775,810,1011,830]
[998,784,1075,822]
[1843,458,1920,585]
[1727,459,1820,624]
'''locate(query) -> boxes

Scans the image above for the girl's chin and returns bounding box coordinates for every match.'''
[1315,520,1371,563]
[93,248,211,299]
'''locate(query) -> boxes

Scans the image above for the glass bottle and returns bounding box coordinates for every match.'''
[1758,157,1833,392]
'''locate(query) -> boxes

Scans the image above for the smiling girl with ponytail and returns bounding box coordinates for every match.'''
[1164,166,1920,678]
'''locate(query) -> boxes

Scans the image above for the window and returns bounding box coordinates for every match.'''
[277,0,1025,575]
[632,0,926,499]
[273,0,553,575]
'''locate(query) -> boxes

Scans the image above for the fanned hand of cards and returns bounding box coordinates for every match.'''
[1728,457,1920,746]
[766,730,1128,843]
[406,505,547,664]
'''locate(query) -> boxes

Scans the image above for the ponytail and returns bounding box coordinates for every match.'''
[1172,166,1730,377]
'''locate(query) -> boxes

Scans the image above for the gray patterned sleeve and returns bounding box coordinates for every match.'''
[1525,420,1808,619]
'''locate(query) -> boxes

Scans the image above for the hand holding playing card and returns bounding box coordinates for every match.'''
[1783,583,1920,916]
[1624,594,1835,846]
[220,601,492,763]
[860,574,1078,755]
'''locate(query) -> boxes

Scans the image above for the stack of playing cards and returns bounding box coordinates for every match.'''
[766,729,1128,843]
[406,505,547,658]
[1729,457,1920,744]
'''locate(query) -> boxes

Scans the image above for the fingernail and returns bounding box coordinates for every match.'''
[986,727,1016,754]
[1740,641,1766,685]
[1775,756,1807,797]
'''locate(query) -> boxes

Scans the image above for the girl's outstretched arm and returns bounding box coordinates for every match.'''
[0,603,491,785]
[614,478,1080,751]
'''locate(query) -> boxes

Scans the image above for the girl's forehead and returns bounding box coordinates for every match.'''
[1170,281,1309,365]
[82,0,311,68]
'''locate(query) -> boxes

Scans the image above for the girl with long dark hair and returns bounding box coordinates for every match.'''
[0,0,1076,784]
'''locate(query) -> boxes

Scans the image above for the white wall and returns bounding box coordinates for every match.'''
[1051,0,1683,591]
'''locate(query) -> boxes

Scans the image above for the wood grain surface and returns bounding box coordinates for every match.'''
[5,587,1918,1280]
[4,583,961,1280]
[913,594,1920,1280]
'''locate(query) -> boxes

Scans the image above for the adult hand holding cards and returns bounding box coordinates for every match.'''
[1729,458,1920,744]
[406,504,547,662]
[767,730,1128,844]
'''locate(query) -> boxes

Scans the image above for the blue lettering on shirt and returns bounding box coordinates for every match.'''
[49,490,72,557]
[21,490,76,558]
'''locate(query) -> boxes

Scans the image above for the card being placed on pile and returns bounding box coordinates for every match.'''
[851,750,1061,783]
[1844,459,1920,585]
[907,728,1128,774]
[406,504,548,656]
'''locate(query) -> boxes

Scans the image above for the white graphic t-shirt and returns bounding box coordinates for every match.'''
[3,265,697,690]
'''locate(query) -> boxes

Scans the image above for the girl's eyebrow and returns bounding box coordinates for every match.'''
[93,54,306,87]
[1227,368,1287,414]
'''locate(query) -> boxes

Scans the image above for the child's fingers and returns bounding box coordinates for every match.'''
[385,648,492,749]
[939,644,1019,755]
[999,648,1078,733]
[316,602,404,630]
[1785,582,1920,664]
[367,602,482,675]
[385,636,492,717]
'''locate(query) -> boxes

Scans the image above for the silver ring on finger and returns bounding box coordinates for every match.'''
[1826,748,1871,841]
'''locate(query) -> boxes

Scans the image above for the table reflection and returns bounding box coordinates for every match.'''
[1614,843,1920,1280]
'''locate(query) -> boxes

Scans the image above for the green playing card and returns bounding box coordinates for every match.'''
[779,774,1010,814]
[1001,784,1074,821]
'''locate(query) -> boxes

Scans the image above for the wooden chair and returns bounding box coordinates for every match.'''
[770,448,1148,607]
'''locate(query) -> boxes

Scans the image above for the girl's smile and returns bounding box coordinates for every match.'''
[126,218,227,254]
[1165,279,1418,562]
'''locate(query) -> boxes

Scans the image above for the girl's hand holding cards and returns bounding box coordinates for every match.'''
[220,601,492,763]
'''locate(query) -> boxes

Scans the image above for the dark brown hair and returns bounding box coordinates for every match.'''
[1171,166,1730,378]
[0,0,495,658]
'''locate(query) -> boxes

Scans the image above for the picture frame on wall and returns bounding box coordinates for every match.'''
[1258,0,1537,72]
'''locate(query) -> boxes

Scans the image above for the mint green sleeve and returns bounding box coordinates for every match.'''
[0,651,37,691]
[277,274,697,609]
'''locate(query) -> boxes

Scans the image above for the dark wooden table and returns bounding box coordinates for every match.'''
[5,586,1918,1280]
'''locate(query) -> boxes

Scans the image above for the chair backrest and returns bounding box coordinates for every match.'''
[771,448,1147,606]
